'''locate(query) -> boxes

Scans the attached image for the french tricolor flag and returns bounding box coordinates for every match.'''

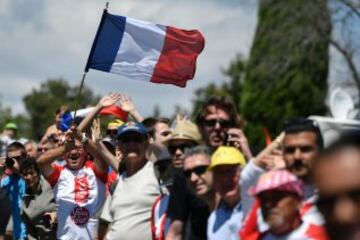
[85,10,205,87]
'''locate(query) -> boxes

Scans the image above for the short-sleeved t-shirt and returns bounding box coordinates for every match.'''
[207,201,243,240]
[46,161,107,240]
[103,161,160,240]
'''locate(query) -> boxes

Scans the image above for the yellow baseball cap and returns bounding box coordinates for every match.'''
[107,119,124,129]
[209,146,246,170]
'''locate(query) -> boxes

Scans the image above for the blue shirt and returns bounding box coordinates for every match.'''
[207,201,243,240]
[1,174,27,240]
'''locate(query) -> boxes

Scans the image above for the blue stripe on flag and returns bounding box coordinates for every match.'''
[86,11,126,72]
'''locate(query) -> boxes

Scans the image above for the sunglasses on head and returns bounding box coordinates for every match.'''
[183,165,209,178]
[168,142,196,155]
[203,119,233,128]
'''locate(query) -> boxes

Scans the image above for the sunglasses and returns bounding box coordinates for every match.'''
[316,189,360,215]
[106,129,118,135]
[118,135,145,144]
[183,165,209,178]
[38,147,48,153]
[203,119,233,128]
[168,143,196,155]
[7,155,25,161]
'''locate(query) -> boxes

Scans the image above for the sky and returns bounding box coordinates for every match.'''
[0,0,259,117]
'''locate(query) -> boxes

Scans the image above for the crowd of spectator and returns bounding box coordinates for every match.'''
[0,92,359,240]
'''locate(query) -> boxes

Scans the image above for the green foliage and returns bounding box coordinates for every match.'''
[191,0,331,150]
[241,0,331,146]
[191,54,246,121]
[0,101,31,138]
[23,78,100,140]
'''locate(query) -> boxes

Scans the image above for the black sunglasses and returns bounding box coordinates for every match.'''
[183,165,209,178]
[203,119,233,128]
[106,129,118,135]
[168,143,196,155]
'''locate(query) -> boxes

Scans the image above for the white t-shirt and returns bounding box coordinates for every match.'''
[207,201,243,240]
[103,161,160,240]
[46,161,107,240]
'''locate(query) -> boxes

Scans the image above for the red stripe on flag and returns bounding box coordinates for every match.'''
[99,106,128,121]
[150,26,205,87]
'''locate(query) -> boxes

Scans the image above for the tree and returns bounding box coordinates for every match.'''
[0,100,31,138]
[240,0,331,147]
[191,54,247,121]
[327,0,360,105]
[23,78,100,140]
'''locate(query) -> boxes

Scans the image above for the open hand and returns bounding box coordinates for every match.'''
[99,93,121,108]
[91,118,102,143]
[117,94,135,112]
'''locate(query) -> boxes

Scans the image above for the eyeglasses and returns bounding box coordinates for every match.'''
[168,143,196,155]
[316,189,360,215]
[183,165,209,178]
[106,129,118,135]
[203,119,233,128]
[118,135,145,144]
[7,155,25,161]
[38,147,48,153]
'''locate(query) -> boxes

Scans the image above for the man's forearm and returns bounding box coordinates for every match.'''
[37,145,66,166]
[94,142,119,172]
[85,140,108,173]
[129,109,144,123]
[77,104,103,132]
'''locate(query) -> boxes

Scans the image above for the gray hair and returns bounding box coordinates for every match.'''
[183,145,211,160]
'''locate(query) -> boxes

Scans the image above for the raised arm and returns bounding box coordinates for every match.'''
[86,118,119,172]
[77,93,121,132]
[117,94,144,123]
[37,143,67,178]
[37,127,76,177]
[82,118,108,174]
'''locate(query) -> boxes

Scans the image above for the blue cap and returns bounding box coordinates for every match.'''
[117,122,147,138]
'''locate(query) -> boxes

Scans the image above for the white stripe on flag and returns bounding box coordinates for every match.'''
[110,17,166,82]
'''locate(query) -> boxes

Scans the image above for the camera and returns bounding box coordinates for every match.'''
[5,157,15,168]
[39,214,52,228]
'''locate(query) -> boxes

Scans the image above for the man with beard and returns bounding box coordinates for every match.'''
[242,170,327,239]
[282,118,324,200]
[314,131,360,240]
[240,119,325,237]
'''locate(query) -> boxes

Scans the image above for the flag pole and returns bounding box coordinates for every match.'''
[72,2,110,121]
[72,72,87,120]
